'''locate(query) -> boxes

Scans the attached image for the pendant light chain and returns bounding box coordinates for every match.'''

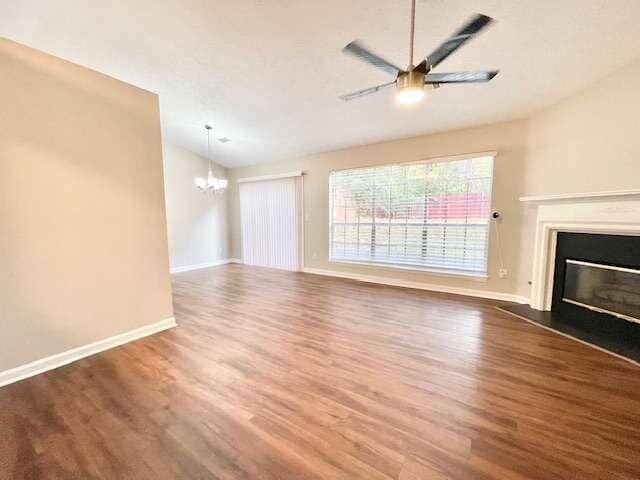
[207,125,213,175]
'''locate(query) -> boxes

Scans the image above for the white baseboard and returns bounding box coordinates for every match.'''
[227,258,243,264]
[170,258,234,274]
[302,267,529,304]
[0,317,177,388]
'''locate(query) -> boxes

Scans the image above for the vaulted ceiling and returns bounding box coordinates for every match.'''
[2,1,640,167]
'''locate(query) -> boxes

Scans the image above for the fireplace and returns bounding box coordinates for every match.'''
[499,190,640,363]
[551,233,640,342]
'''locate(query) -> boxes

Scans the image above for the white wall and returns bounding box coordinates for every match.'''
[163,142,229,271]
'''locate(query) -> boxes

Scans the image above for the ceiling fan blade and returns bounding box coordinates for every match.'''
[424,70,499,84]
[343,40,403,76]
[339,81,396,101]
[419,14,494,71]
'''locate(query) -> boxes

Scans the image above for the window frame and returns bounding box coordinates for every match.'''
[328,151,496,279]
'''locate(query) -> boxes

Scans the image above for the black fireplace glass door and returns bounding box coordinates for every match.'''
[562,260,640,323]
[552,233,640,338]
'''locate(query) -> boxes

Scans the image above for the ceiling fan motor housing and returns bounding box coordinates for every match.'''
[397,70,426,92]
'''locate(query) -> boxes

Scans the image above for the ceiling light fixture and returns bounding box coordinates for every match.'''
[396,70,428,105]
[194,125,228,194]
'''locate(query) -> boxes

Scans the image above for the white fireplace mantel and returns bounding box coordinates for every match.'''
[520,189,640,204]
[521,190,640,310]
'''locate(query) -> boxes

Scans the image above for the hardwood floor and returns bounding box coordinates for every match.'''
[1,264,639,479]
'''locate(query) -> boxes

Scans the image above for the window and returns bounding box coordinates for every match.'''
[329,154,494,276]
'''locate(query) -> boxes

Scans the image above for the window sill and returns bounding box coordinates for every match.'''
[328,259,488,281]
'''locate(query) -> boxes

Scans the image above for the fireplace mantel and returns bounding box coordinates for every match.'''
[521,190,640,310]
[520,189,640,204]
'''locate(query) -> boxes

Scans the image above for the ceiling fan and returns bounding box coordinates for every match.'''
[340,0,499,105]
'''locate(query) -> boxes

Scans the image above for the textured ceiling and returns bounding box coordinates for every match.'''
[2,1,640,167]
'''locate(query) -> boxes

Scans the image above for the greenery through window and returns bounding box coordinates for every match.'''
[329,155,494,275]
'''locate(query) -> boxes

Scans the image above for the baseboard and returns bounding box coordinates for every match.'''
[302,267,529,304]
[227,258,243,264]
[0,317,177,388]
[170,258,233,273]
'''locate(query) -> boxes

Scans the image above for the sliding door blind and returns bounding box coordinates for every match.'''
[330,155,494,275]
[240,177,302,271]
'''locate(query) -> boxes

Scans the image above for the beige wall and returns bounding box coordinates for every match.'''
[524,62,640,195]
[228,60,640,300]
[163,142,229,270]
[229,120,530,297]
[0,38,174,372]
[514,61,640,292]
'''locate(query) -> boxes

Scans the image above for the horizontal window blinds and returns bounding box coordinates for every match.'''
[329,155,494,275]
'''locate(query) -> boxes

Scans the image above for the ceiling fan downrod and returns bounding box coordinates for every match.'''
[409,0,416,70]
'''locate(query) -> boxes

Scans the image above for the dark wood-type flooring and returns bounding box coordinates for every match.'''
[1,264,639,479]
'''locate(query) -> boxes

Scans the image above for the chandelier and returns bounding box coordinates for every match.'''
[194,125,228,194]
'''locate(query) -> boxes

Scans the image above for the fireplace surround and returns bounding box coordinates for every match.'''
[522,190,640,311]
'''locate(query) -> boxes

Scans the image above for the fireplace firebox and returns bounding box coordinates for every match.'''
[551,232,640,347]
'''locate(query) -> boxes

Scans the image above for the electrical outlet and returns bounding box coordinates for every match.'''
[312,252,318,260]
[499,268,508,279]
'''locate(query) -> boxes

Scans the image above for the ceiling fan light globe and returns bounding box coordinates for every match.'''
[396,87,425,105]
[395,70,426,105]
